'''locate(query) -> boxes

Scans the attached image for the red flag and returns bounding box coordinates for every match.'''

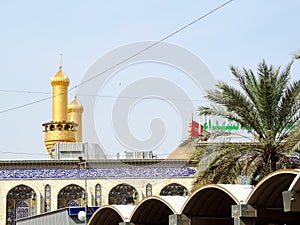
[190,120,199,138]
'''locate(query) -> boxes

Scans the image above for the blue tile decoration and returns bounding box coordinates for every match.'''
[0,167,196,179]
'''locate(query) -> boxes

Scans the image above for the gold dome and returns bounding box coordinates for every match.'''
[68,96,83,113]
[51,66,70,86]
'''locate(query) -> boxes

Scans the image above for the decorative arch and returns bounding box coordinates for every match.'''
[160,183,188,196]
[109,183,138,205]
[6,185,37,225]
[146,183,152,197]
[57,184,84,209]
[67,199,80,207]
[44,184,51,212]
[95,183,102,206]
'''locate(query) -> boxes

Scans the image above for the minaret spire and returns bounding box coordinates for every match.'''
[68,95,84,142]
[42,65,77,159]
[59,53,63,70]
[50,64,69,121]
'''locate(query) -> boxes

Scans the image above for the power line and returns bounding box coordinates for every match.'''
[0,95,53,114]
[0,150,48,156]
[68,94,211,102]
[70,0,234,89]
[0,90,209,102]
[0,0,234,114]
[0,89,51,94]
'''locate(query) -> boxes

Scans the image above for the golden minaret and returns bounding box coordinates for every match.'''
[51,65,69,121]
[68,96,83,142]
[42,66,77,158]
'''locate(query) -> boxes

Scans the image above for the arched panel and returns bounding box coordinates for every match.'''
[57,184,84,209]
[109,183,138,205]
[16,201,29,220]
[146,183,152,197]
[160,183,188,196]
[44,184,51,212]
[6,185,37,225]
[95,183,102,206]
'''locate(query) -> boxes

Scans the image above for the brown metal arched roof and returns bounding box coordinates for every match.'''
[246,169,299,207]
[89,205,135,225]
[130,196,185,225]
[182,184,252,217]
[289,172,300,191]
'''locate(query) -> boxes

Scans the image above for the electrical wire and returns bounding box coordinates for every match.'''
[0,89,51,94]
[0,150,48,156]
[0,0,234,114]
[73,0,234,89]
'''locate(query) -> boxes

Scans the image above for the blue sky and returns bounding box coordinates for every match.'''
[0,0,300,159]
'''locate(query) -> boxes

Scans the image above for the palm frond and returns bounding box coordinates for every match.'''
[192,60,300,191]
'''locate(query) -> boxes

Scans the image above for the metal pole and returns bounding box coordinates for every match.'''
[84,160,87,225]
[79,157,88,225]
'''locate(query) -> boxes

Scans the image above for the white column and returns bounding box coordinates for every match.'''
[232,204,256,225]
[169,214,190,225]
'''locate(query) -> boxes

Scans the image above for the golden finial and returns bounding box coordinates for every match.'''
[51,54,69,87]
[58,53,63,70]
[68,95,83,113]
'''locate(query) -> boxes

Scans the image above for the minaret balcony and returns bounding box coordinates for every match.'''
[42,121,78,132]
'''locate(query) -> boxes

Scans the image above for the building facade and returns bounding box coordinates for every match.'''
[0,66,198,225]
[0,159,196,225]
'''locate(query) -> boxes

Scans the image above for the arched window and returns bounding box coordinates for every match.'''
[67,200,80,207]
[49,124,55,131]
[109,184,138,205]
[159,183,188,196]
[44,184,51,212]
[146,183,152,197]
[6,185,37,225]
[57,184,84,209]
[95,184,102,206]
[16,201,29,220]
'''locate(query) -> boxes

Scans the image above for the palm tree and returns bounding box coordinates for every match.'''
[192,60,300,190]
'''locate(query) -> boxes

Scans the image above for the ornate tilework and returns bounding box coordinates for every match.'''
[95,184,101,206]
[0,167,196,179]
[58,184,84,209]
[146,183,152,197]
[160,183,188,196]
[16,201,29,220]
[6,185,36,225]
[109,184,138,205]
[44,184,51,212]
